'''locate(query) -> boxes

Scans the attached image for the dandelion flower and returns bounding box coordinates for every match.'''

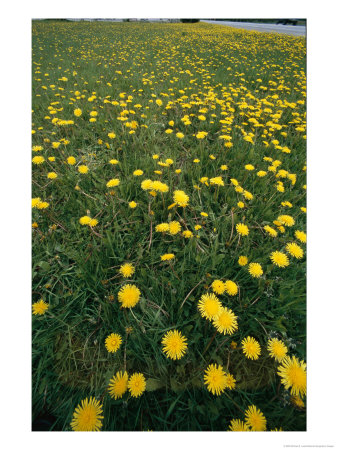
[244,405,267,431]
[277,215,295,227]
[176,132,184,139]
[291,395,305,408]
[228,419,250,431]
[241,336,261,360]
[32,156,45,165]
[32,299,49,316]
[106,178,120,188]
[78,165,89,174]
[224,373,236,390]
[70,397,103,431]
[156,223,169,233]
[161,329,188,360]
[152,181,169,193]
[47,172,57,179]
[105,333,122,353]
[295,230,306,243]
[248,263,263,278]
[238,256,248,266]
[211,280,226,295]
[210,177,224,186]
[108,371,128,400]
[109,159,119,165]
[277,355,306,397]
[128,373,146,398]
[270,251,289,268]
[141,179,153,191]
[173,190,189,207]
[236,223,249,236]
[245,164,255,171]
[198,293,222,321]
[79,216,91,225]
[67,156,76,165]
[182,230,193,238]
[160,253,175,261]
[168,221,181,235]
[133,169,143,176]
[119,263,135,278]
[74,108,82,117]
[224,280,238,296]
[264,225,278,237]
[89,218,98,227]
[204,364,227,395]
[213,307,238,335]
[129,201,137,208]
[32,197,41,208]
[286,242,304,259]
[267,338,288,362]
[118,284,141,308]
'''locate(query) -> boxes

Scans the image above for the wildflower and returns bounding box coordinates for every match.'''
[32,156,45,165]
[224,373,236,390]
[105,333,122,353]
[70,397,103,431]
[198,293,222,321]
[213,307,238,335]
[176,132,184,139]
[32,299,49,316]
[286,242,304,259]
[210,177,224,186]
[257,171,267,177]
[264,225,278,237]
[79,216,91,225]
[161,253,175,261]
[152,180,169,193]
[224,280,238,296]
[67,156,76,165]
[119,263,135,278]
[162,329,188,360]
[277,215,295,227]
[108,371,128,400]
[168,221,181,235]
[141,179,153,190]
[173,190,189,207]
[245,405,267,431]
[194,159,200,163]
[228,419,250,431]
[211,280,226,295]
[156,223,170,233]
[295,230,306,243]
[245,164,255,171]
[241,336,261,360]
[270,251,289,268]
[89,218,98,227]
[52,142,60,149]
[128,373,146,398]
[36,202,49,209]
[236,223,249,236]
[117,284,141,308]
[204,364,228,395]
[133,169,143,176]
[48,157,55,162]
[106,178,120,188]
[267,338,288,362]
[238,256,248,266]
[243,191,253,200]
[277,355,306,397]
[129,201,137,208]
[32,145,43,152]
[47,172,57,179]
[108,132,116,139]
[109,159,119,165]
[237,201,245,208]
[32,197,41,208]
[291,395,305,408]
[182,230,193,239]
[78,165,89,174]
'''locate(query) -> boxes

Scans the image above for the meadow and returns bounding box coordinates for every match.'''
[32,20,306,431]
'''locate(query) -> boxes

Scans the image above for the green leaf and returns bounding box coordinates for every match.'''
[146,378,165,392]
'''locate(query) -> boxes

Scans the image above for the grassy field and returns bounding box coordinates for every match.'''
[32,20,306,431]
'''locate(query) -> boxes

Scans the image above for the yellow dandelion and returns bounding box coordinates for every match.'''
[67,156,76,165]
[109,159,119,165]
[32,197,41,208]
[119,263,135,278]
[74,108,82,117]
[141,179,153,190]
[176,132,184,139]
[224,373,236,390]
[277,355,307,398]
[128,373,146,398]
[204,364,227,395]
[78,165,89,174]
[105,333,122,353]
[160,253,175,261]
[133,169,143,176]
[270,251,289,268]
[286,242,304,259]
[70,397,103,431]
[213,307,238,335]
[198,293,222,321]
[295,230,306,243]
[129,201,137,208]
[224,280,238,296]
[210,177,224,186]
[277,215,295,227]
[32,156,45,165]
[161,329,188,360]
[156,223,170,233]
[245,405,267,431]
[47,172,57,179]
[32,299,49,316]
[173,190,189,207]
[106,178,120,188]
[238,256,248,266]
[267,338,288,362]
[264,225,278,237]
[241,336,261,360]
[118,284,141,308]
[168,221,181,235]
[236,223,249,236]
[89,218,98,227]
[291,395,305,408]
[79,216,91,225]
[211,279,226,295]
[182,230,193,238]
[108,371,129,400]
[248,263,263,278]
[228,419,250,431]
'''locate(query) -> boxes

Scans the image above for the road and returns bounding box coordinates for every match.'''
[201,20,306,37]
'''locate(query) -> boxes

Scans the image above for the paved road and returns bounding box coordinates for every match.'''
[201,20,306,37]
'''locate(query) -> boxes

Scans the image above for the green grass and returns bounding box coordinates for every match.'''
[32,20,306,431]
